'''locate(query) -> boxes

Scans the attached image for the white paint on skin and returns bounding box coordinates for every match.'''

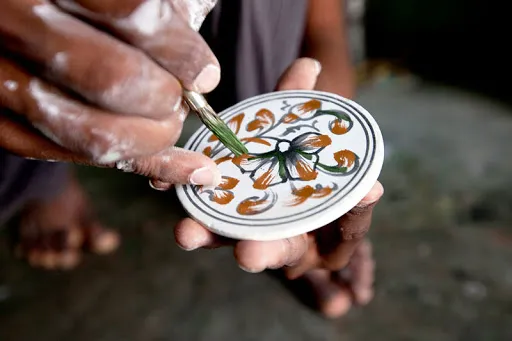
[52,52,68,73]
[96,60,177,118]
[90,128,134,164]
[33,4,100,43]
[57,0,173,37]
[186,0,217,31]
[28,80,134,163]
[98,152,123,164]
[4,80,18,91]
[32,123,64,146]
[179,108,188,122]
[33,4,76,30]
[54,0,103,21]
[29,80,64,119]
[115,0,173,36]
[115,159,135,173]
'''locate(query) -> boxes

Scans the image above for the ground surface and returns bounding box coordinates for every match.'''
[1,76,512,341]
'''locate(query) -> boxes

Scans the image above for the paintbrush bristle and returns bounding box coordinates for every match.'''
[195,105,249,156]
[183,90,249,156]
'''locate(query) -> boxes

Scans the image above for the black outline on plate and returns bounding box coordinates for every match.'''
[182,92,376,227]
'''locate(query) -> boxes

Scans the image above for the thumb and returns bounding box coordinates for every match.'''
[275,58,322,91]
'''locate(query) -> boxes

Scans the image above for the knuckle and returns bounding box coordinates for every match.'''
[87,54,135,100]
[174,42,211,80]
[341,223,370,241]
[351,201,378,215]
[283,235,310,267]
[131,157,156,177]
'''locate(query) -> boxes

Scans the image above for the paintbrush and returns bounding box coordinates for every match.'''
[183,90,249,156]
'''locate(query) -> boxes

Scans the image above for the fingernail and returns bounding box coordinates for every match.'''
[149,179,172,191]
[193,64,221,93]
[238,264,264,273]
[176,232,210,251]
[312,59,322,75]
[189,166,221,186]
[358,182,384,206]
[177,243,198,251]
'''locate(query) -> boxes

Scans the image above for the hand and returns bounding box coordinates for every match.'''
[0,0,222,187]
[174,58,384,317]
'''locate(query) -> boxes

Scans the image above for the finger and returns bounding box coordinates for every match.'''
[55,0,221,93]
[340,239,375,305]
[0,110,221,187]
[275,57,322,91]
[174,218,234,250]
[301,269,352,319]
[282,236,320,280]
[233,235,309,273]
[0,57,185,164]
[122,146,221,186]
[2,1,181,119]
[0,108,90,164]
[317,181,384,271]
[148,179,174,191]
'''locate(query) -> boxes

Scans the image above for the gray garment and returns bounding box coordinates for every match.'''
[204,0,308,109]
[0,0,308,222]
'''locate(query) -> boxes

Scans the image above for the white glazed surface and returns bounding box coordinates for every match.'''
[176,90,384,241]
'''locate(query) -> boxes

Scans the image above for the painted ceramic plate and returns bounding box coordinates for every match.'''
[176,90,384,241]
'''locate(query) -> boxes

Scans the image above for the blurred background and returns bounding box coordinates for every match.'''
[1,0,511,340]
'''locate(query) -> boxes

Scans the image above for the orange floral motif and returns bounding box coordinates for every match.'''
[282,113,300,123]
[282,99,321,123]
[241,137,272,146]
[334,150,357,168]
[253,168,276,190]
[294,160,317,181]
[196,97,361,213]
[232,132,332,189]
[298,99,321,113]
[202,146,212,157]
[208,113,245,142]
[214,156,232,165]
[236,192,277,215]
[247,109,275,132]
[288,184,338,206]
[330,119,349,135]
[201,176,239,205]
[237,197,268,215]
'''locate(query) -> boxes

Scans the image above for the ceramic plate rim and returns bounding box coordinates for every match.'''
[176,90,384,241]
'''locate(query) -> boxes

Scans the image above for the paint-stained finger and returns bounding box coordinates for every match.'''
[123,147,221,186]
[0,57,184,164]
[1,1,181,119]
[55,0,221,93]
[0,108,90,164]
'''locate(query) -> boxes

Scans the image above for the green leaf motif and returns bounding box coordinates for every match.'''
[317,163,348,174]
[314,110,352,123]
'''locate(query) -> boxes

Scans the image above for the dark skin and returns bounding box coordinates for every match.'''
[175,0,383,318]
[304,0,356,99]
[2,0,381,317]
[300,0,377,316]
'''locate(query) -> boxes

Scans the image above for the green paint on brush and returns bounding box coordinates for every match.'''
[182,90,249,157]
[196,107,249,156]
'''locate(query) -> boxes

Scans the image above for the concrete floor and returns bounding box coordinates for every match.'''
[1,76,512,341]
